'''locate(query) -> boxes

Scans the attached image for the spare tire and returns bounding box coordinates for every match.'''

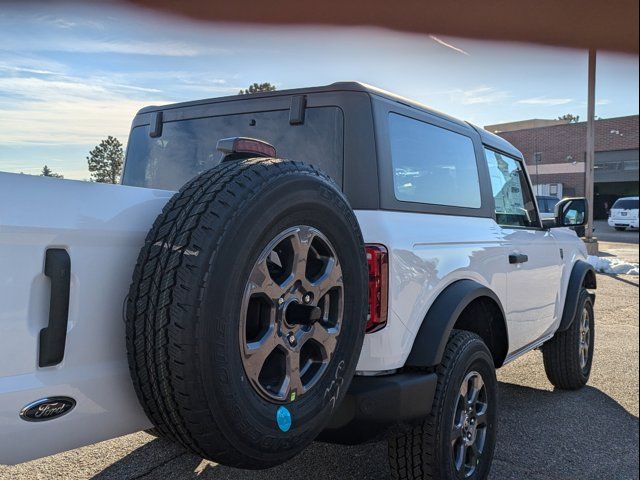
[125,158,368,469]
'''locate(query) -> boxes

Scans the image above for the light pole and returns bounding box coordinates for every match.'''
[584,48,598,255]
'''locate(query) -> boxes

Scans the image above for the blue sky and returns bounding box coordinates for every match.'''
[1,3,638,180]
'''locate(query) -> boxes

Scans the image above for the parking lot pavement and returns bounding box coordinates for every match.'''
[594,220,639,246]
[2,273,638,480]
[593,220,638,266]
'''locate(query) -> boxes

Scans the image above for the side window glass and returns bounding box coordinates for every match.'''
[388,113,482,208]
[485,148,540,228]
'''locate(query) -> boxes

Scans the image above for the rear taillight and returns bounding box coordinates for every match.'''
[365,244,389,333]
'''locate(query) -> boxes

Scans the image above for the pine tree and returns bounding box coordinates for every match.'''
[87,136,124,184]
[41,165,63,178]
[239,82,277,95]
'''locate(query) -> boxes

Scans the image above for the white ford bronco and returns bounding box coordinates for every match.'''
[0,82,596,479]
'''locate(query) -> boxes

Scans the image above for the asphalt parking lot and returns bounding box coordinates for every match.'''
[595,220,639,265]
[2,240,638,480]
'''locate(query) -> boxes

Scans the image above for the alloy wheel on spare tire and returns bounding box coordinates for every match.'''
[125,158,368,469]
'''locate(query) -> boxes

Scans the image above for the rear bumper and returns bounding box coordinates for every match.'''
[317,372,437,445]
[608,218,639,228]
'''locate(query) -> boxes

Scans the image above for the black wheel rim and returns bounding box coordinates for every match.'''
[240,226,344,403]
[451,370,489,478]
[579,306,591,372]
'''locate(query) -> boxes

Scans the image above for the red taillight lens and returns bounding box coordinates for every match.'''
[234,138,276,157]
[216,136,277,158]
[366,244,389,333]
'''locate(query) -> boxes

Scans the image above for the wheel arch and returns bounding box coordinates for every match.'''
[405,279,509,369]
[558,260,597,332]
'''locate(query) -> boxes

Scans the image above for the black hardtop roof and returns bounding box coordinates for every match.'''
[137,81,522,159]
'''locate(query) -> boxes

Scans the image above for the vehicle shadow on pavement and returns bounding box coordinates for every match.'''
[93,382,638,480]
[492,382,639,480]
[604,273,639,288]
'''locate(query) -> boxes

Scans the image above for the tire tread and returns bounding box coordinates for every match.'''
[542,288,593,390]
[126,158,353,467]
[388,330,494,479]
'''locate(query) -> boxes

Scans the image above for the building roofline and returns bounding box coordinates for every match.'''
[491,114,639,135]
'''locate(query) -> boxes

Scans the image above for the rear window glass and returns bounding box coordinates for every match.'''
[122,107,344,191]
[612,199,639,210]
[388,113,481,208]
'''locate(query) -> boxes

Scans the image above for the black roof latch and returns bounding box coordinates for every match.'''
[149,111,163,138]
[289,95,307,125]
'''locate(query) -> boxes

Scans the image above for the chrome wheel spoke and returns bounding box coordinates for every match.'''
[243,327,278,384]
[468,443,479,466]
[475,404,488,427]
[248,259,285,301]
[309,323,338,356]
[468,374,484,407]
[284,349,304,397]
[290,227,315,280]
[451,422,464,444]
[454,442,467,471]
[309,258,343,299]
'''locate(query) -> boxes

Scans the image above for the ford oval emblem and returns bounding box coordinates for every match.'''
[20,397,76,422]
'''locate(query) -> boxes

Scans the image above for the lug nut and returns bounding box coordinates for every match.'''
[303,294,312,304]
[287,332,297,347]
[278,297,285,305]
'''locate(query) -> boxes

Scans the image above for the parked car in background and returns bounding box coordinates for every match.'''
[608,196,639,230]
[536,195,559,221]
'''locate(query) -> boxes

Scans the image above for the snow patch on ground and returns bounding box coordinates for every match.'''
[587,256,639,275]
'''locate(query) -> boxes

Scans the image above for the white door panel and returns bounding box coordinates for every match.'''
[0,172,173,464]
[483,148,564,356]
[501,229,563,353]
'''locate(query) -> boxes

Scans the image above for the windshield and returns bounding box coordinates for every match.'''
[122,107,344,191]
[612,199,639,210]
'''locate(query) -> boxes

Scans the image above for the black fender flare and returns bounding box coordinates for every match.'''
[558,260,597,332]
[405,279,507,368]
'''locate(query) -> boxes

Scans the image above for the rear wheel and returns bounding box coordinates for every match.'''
[388,331,497,480]
[126,158,368,469]
[542,288,594,390]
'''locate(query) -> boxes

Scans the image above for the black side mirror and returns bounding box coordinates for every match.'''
[553,197,588,227]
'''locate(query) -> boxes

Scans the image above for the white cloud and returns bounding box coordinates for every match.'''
[0,74,172,145]
[0,65,60,75]
[0,54,69,76]
[447,86,511,105]
[516,96,573,106]
[31,14,106,31]
[429,35,470,56]
[1,35,231,57]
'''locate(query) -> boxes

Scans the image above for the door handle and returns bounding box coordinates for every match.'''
[509,253,529,264]
[39,249,71,367]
